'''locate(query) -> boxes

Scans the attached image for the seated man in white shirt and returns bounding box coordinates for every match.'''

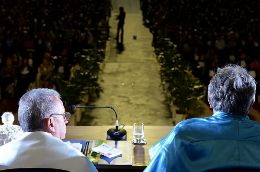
[0,88,98,172]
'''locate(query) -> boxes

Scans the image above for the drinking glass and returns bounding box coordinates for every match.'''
[133,123,147,144]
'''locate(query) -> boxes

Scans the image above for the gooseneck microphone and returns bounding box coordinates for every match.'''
[69,105,119,131]
[69,105,127,140]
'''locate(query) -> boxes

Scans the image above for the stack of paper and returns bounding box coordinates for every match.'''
[64,141,82,152]
[92,143,122,158]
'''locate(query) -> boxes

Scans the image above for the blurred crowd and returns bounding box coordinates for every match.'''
[141,0,260,92]
[0,0,111,101]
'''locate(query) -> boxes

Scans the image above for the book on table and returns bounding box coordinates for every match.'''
[63,140,132,166]
[87,140,133,166]
[92,142,122,158]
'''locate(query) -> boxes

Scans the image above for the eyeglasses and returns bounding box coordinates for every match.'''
[50,112,71,121]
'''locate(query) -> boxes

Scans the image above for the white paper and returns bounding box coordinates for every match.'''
[88,140,132,165]
[64,141,82,152]
[92,143,122,158]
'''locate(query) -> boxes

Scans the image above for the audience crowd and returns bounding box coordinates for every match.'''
[142,0,260,92]
[0,0,111,100]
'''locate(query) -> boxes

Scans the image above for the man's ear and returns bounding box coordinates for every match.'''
[46,116,56,132]
[208,94,213,108]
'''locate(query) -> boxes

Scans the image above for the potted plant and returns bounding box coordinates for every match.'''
[156,39,205,125]
[52,48,105,125]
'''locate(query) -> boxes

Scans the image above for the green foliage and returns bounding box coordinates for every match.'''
[52,48,105,113]
[54,79,82,113]
[156,39,205,119]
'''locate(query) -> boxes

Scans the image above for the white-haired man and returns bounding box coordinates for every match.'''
[0,88,97,172]
[144,65,260,172]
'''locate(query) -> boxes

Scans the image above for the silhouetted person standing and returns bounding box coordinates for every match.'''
[116,7,125,43]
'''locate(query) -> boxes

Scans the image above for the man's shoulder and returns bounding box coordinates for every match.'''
[36,133,85,157]
[0,132,84,156]
[0,132,90,169]
[174,114,260,141]
[178,116,214,127]
[174,116,223,138]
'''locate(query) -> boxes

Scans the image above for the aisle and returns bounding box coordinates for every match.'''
[79,0,172,126]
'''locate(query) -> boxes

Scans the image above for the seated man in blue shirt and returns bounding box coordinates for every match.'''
[144,64,260,172]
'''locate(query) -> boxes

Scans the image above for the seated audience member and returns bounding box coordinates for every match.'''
[238,36,248,51]
[205,48,214,61]
[228,50,236,63]
[15,58,34,98]
[144,65,260,172]
[24,34,34,49]
[0,88,98,172]
[39,57,53,88]
[189,46,200,65]
[0,58,16,98]
[205,59,217,85]
[52,35,62,54]
[195,54,206,81]
[44,33,52,53]
[56,58,70,80]
[28,51,34,68]
[238,51,247,68]
[228,37,237,53]
[12,51,22,70]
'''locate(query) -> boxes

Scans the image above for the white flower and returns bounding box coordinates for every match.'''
[0,125,23,145]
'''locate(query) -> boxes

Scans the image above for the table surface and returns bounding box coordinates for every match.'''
[65,126,174,169]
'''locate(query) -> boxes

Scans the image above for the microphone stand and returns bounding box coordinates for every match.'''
[71,106,127,140]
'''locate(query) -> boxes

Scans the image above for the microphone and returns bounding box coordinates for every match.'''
[69,105,127,140]
[69,105,120,132]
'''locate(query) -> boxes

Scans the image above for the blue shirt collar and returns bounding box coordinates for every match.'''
[213,111,250,120]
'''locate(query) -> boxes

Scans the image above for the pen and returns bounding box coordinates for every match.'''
[84,141,89,156]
